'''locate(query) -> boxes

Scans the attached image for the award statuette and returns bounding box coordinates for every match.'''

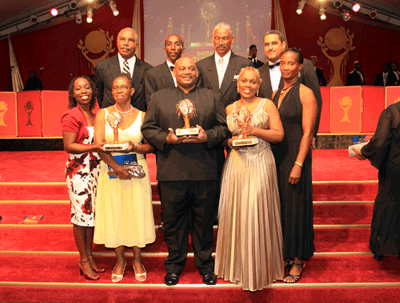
[232,106,258,147]
[104,112,129,151]
[175,99,199,136]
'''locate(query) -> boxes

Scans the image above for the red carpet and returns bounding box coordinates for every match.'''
[2,149,399,303]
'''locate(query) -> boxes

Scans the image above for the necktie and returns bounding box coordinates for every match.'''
[170,66,174,72]
[383,73,387,86]
[218,58,225,88]
[122,60,130,75]
[269,62,280,69]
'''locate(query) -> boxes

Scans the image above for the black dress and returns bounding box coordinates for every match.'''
[361,102,400,258]
[272,82,315,260]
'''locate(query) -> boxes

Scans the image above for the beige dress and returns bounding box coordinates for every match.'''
[94,110,156,248]
[215,99,284,291]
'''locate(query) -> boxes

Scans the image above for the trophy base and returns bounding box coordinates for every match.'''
[104,142,129,152]
[176,128,199,136]
[232,137,259,147]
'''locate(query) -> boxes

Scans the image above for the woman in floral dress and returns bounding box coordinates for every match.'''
[62,76,104,280]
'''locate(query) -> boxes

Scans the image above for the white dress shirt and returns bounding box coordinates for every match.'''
[118,53,136,78]
[166,60,177,87]
[269,60,281,93]
[215,51,231,88]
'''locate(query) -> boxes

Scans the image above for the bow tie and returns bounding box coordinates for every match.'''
[269,62,280,69]
[170,66,174,71]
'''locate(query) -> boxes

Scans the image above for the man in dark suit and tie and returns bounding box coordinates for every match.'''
[248,44,264,68]
[95,27,152,111]
[142,57,229,286]
[196,22,251,108]
[145,34,185,108]
[346,61,365,86]
[390,61,400,85]
[258,30,322,146]
[374,63,397,87]
[145,34,185,231]
[310,55,327,86]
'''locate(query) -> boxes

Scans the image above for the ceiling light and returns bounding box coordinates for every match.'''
[341,10,351,21]
[109,1,119,16]
[369,10,377,19]
[352,3,361,13]
[75,12,82,24]
[333,1,342,8]
[50,8,59,17]
[69,1,78,10]
[29,15,38,24]
[296,0,306,15]
[319,7,326,20]
[87,7,93,23]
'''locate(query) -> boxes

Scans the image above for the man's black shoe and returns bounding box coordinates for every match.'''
[202,272,217,285]
[158,221,164,231]
[164,273,179,286]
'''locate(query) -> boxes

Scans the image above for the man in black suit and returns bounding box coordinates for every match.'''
[346,61,365,86]
[310,55,327,86]
[95,27,152,111]
[145,34,185,231]
[374,63,397,87]
[145,34,185,108]
[258,30,322,143]
[196,22,251,108]
[142,57,229,286]
[248,44,264,68]
[390,61,400,85]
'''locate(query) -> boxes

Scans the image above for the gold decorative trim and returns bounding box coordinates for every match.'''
[313,201,374,205]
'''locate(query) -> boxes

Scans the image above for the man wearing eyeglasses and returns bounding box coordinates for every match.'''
[95,27,152,111]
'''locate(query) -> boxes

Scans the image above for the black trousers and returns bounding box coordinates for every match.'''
[159,180,217,276]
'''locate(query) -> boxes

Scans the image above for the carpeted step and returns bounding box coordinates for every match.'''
[0,226,372,253]
[0,201,375,225]
[0,254,399,284]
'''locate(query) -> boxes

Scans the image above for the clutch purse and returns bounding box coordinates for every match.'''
[108,154,146,179]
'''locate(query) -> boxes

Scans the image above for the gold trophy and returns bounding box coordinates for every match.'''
[176,99,199,136]
[104,112,129,151]
[232,106,258,147]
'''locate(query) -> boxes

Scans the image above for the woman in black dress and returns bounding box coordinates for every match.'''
[271,49,318,283]
[353,102,400,260]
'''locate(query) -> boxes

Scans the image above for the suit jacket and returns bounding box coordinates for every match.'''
[95,55,152,111]
[316,67,326,86]
[346,70,365,86]
[144,62,175,108]
[141,86,229,181]
[196,52,252,108]
[374,72,397,87]
[248,57,264,69]
[258,58,322,136]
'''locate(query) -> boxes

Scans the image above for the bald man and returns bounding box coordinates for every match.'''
[142,57,229,286]
[95,27,152,110]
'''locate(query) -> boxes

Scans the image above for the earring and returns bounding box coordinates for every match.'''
[298,71,301,78]
[256,90,259,96]
[237,86,240,94]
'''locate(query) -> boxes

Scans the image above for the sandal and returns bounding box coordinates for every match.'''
[284,262,305,283]
[284,258,293,269]
[88,255,105,273]
[133,262,147,282]
[79,259,99,281]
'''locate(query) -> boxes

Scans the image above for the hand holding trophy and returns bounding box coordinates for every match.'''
[175,99,199,136]
[104,112,129,151]
[232,106,258,147]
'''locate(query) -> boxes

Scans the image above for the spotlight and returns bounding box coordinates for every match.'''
[296,0,306,15]
[50,8,59,17]
[333,1,342,8]
[341,10,351,21]
[109,0,119,16]
[88,0,94,2]
[69,1,78,10]
[319,7,326,20]
[75,12,82,24]
[87,7,93,23]
[369,10,377,19]
[352,3,361,13]
[29,15,38,24]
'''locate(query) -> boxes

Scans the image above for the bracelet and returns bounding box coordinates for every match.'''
[133,144,138,152]
[295,161,303,167]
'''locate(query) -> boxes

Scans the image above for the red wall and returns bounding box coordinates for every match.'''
[279,0,400,86]
[0,1,135,92]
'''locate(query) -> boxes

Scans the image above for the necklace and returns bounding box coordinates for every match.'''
[280,82,298,95]
[114,104,133,114]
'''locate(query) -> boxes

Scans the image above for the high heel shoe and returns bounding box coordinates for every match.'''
[111,261,127,283]
[79,260,99,281]
[133,262,147,282]
[88,255,105,273]
[284,262,305,284]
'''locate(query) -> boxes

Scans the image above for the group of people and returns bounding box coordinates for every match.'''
[62,22,322,291]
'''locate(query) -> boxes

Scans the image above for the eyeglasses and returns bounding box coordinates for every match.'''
[213,37,230,42]
[112,85,130,91]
